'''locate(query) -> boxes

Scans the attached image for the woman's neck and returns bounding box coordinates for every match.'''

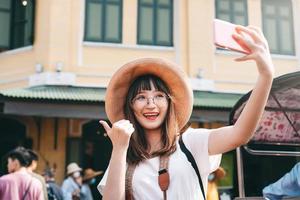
[145,129,162,154]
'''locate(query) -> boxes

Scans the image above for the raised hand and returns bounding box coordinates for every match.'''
[99,119,134,150]
[232,25,274,77]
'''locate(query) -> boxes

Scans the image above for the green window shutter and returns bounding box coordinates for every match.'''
[23,0,34,46]
[215,0,248,26]
[264,11,278,53]
[0,0,34,52]
[0,0,11,50]
[13,1,26,49]
[262,0,295,55]
[216,0,231,22]
[138,0,173,46]
[139,5,154,44]
[232,0,247,25]
[104,3,122,42]
[85,0,122,43]
[12,0,35,49]
[85,2,103,41]
[157,3,172,45]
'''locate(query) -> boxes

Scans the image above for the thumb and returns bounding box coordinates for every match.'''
[235,54,252,62]
[99,120,111,133]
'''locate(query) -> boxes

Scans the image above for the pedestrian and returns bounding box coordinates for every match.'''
[98,25,274,200]
[43,167,63,200]
[0,146,44,199]
[61,162,93,200]
[207,167,226,200]
[83,168,103,200]
[262,162,300,200]
[27,149,49,200]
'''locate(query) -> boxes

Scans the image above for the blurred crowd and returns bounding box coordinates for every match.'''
[0,146,102,200]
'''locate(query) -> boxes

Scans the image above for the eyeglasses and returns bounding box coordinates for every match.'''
[132,93,169,106]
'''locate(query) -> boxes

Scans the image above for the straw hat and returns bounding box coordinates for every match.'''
[66,162,82,175]
[105,58,193,130]
[83,168,103,181]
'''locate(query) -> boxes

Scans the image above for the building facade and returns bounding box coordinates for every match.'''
[0,0,299,198]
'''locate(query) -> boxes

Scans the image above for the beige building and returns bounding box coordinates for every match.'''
[0,0,299,197]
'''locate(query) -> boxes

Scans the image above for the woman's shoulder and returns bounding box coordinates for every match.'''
[179,127,212,151]
[182,127,211,139]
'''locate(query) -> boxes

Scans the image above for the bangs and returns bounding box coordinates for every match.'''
[130,75,170,99]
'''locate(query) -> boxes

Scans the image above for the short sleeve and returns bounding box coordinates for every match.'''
[97,167,109,195]
[182,128,222,175]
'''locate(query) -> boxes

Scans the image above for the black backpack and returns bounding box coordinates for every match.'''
[46,184,58,200]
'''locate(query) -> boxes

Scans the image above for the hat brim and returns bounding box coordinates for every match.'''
[67,168,82,175]
[83,171,103,181]
[105,58,193,130]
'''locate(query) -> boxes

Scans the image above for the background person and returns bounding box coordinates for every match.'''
[61,162,92,200]
[207,167,226,200]
[83,168,103,200]
[0,147,44,199]
[27,149,49,200]
[263,162,300,200]
[43,167,63,200]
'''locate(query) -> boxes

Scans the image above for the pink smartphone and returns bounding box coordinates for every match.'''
[213,19,250,54]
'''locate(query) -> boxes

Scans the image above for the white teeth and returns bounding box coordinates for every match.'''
[144,114,158,117]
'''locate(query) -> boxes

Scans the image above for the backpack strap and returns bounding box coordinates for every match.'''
[125,164,136,200]
[179,135,206,200]
[125,155,170,200]
[22,178,33,200]
[158,155,170,200]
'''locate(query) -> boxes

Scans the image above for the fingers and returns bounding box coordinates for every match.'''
[99,120,111,133]
[235,25,261,42]
[232,33,253,53]
[101,119,135,135]
[248,26,269,50]
[248,26,264,38]
[234,54,252,62]
[114,120,135,135]
[100,119,134,149]
[231,25,271,66]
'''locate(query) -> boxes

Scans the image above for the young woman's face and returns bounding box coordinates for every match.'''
[131,82,169,131]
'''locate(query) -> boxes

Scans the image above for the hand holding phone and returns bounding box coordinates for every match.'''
[213,19,251,54]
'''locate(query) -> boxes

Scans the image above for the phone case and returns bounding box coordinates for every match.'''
[213,19,250,54]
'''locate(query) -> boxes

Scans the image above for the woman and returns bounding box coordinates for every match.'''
[98,25,274,200]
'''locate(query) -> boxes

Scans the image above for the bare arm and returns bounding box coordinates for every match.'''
[209,26,275,155]
[100,120,134,200]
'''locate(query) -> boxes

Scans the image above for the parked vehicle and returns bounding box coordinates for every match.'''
[228,71,300,199]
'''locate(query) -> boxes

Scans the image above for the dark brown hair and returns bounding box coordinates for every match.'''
[5,146,31,167]
[124,75,178,164]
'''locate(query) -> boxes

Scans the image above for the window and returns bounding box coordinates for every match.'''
[262,0,295,55]
[85,0,122,43]
[0,0,35,52]
[215,0,248,26]
[137,0,173,46]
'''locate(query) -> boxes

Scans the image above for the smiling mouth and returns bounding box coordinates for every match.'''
[143,113,159,120]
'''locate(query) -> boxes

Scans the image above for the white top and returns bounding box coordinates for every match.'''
[98,128,222,200]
